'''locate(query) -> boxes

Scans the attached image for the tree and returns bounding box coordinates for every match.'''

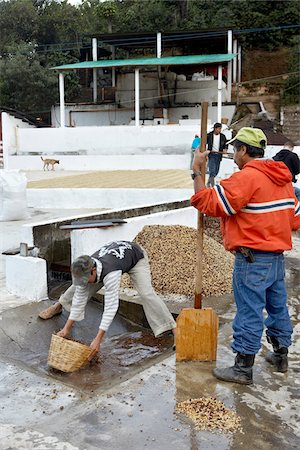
[0,43,58,114]
[0,0,39,54]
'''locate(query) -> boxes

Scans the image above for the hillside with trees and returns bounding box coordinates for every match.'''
[0,0,299,120]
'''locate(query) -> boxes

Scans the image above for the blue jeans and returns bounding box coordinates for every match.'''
[232,251,292,355]
[208,153,222,177]
[294,186,300,201]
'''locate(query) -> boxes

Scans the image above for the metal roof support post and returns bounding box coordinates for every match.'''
[135,68,140,126]
[233,39,238,83]
[92,38,98,103]
[111,46,116,87]
[238,45,242,84]
[59,72,65,128]
[217,64,222,123]
[236,44,242,105]
[227,30,232,102]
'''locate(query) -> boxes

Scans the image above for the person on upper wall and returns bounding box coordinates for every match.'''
[190,134,201,169]
[206,123,228,187]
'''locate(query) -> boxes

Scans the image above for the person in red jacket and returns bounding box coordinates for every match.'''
[190,127,300,385]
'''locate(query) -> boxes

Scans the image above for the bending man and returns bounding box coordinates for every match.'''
[39,241,176,357]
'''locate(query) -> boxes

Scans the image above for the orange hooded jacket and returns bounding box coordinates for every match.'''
[190,159,300,252]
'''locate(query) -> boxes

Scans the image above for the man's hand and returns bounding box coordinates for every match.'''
[57,328,69,338]
[88,329,106,361]
[57,319,74,338]
[192,149,210,172]
[89,338,101,361]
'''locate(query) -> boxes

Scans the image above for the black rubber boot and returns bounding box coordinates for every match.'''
[213,353,255,385]
[266,336,288,373]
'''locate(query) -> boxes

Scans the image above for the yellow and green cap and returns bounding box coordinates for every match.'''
[227,127,267,149]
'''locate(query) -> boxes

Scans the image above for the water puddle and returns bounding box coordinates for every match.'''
[0,300,173,392]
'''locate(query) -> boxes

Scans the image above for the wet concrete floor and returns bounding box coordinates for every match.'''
[0,299,174,392]
[0,256,299,449]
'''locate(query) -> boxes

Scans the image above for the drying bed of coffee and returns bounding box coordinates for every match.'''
[176,397,242,433]
[122,224,233,297]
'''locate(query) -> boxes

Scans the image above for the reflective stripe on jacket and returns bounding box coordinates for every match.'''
[190,159,300,252]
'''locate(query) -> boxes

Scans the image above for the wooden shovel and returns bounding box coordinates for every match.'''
[176,102,219,362]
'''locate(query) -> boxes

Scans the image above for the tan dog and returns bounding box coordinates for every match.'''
[41,156,60,171]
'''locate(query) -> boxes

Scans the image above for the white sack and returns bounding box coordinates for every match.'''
[0,170,29,221]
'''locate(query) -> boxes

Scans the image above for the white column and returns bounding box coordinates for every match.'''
[233,39,238,83]
[157,32,162,103]
[217,65,222,123]
[227,29,233,102]
[157,32,162,58]
[135,68,140,127]
[92,37,97,103]
[59,72,65,128]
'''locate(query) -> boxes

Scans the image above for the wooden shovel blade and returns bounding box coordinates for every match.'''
[176,308,218,361]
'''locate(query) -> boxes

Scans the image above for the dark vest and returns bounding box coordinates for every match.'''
[206,131,227,156]
[92,241,144,282]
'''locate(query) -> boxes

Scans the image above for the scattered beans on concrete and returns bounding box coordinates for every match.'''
[122,225,233,297]
[176,397,242,433]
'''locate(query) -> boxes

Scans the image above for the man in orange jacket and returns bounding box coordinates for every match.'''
[190,127,300,385]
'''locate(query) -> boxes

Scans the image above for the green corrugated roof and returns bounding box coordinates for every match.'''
[51,54,236,71]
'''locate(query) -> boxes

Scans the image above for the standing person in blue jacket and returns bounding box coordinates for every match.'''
[190,134,201,169]
[206,123,228,187]
[38,241,176,358]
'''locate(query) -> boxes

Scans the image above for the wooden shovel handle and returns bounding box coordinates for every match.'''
[194,102,208,309]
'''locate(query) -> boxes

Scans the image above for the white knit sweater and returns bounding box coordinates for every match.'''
[69,262,122,331]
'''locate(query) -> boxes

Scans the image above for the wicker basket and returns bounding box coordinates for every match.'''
[48,334,93,373]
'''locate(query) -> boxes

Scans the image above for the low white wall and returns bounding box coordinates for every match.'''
[8,153,237,173]
[71,206,197,260]
[8,155,190,171]
[5,255,48,301]
[17,124,194,154]
[27,188,192,209]
[2,112,35,163]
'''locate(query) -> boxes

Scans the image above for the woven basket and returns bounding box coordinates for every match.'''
[48,334,93,373]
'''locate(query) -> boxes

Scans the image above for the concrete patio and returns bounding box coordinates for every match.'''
[0,172,299,449]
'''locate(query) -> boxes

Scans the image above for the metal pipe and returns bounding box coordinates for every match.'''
[111,46,116,87]
[238,45,242,84]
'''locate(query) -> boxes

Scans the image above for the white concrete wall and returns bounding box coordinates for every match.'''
[7,155,190,171]
[71,206,197,260]
[5,255,48,301]
[51,103,235,128]
[16,124,194,154]
[51,104,133,127]
[116,73,225,109]
[27,189,192,209]
[169,105,235,124]
[2,112,35,166]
